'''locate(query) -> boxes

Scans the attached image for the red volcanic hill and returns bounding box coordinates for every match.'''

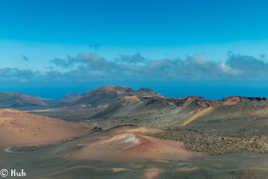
[74,86,163,107]
[1,86,267,132]
[1,86,266,110]
[23,86,267,129]
[64,126,204,162]
[0,108,90,149]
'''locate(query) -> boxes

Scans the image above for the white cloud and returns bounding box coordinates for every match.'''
[220,62,241,75]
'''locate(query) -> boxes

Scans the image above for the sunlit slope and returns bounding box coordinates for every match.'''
[45,126,204,162]
[0,108,90,149]
[185,101,268,136]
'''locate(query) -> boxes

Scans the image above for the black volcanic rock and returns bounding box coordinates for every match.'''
[221,96,267,105]
[166,96,217,109]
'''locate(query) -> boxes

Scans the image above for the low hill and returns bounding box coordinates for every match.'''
[0,108,90,149]
[57,94,83,105]
[0,92,49,109]
[49,125,204,162]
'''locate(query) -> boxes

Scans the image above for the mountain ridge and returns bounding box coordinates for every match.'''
[0,86,266,110]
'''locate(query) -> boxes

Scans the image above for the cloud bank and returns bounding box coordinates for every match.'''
[48,53,268,82]
[1,53,268,86]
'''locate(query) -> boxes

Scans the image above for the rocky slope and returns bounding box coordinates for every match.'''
[154,129,268,155]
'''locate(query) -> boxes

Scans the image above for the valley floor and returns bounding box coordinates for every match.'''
[2,127,268,179]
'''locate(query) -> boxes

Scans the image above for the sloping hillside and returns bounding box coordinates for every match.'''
[0,92,48,109]
[183,101,268,137]
[0,108,90,149]
[48,125,204,162]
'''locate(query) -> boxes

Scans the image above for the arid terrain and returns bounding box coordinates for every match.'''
[1,86,268,178]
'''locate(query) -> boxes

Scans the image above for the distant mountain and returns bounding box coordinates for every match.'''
[2,87,265,111]
[58,94,83,105]
[27,86,267,132]
[220,96,267,105]
[0,92,48,109]
[0,92,83,109]
[74,86,163,107]
[2,86,267,135]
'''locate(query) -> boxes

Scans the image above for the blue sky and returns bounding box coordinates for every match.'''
[1,0,268,98]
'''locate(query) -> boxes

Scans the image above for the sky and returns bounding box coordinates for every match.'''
[1,0,268,98]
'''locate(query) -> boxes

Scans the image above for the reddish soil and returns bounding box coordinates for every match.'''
[68,126,204,162]
[0,108,90,149]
